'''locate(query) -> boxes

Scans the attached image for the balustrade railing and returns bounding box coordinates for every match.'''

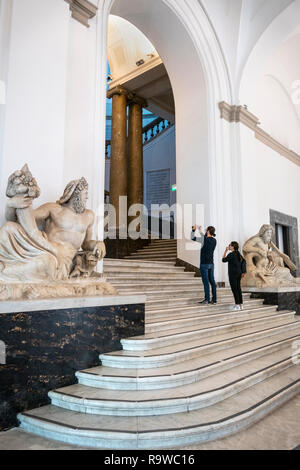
[142,117,171,144]
[105,118,172,158]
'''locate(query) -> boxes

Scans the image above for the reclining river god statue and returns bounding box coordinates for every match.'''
[0,165,116,299]
[242,224,299,288]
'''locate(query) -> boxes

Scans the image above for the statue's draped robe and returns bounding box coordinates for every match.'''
[0,221,75,282]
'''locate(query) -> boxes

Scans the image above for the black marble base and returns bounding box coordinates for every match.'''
[250,290,300,315]
[0,302,145,431]
[105,238,150,259]
[176,258,201,277]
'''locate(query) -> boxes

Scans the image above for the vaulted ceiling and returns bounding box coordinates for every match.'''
[200,0,295,85]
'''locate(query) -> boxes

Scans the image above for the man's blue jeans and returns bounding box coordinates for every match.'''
[200,264,217,302]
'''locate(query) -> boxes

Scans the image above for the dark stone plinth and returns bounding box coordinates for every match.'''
[176,258,201,277]
[105,238,150,259]
[0,302,145,431]
[248,288,300,316]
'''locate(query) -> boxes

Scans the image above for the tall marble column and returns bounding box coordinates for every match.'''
[107,86,131,230]
[128,97,147,227]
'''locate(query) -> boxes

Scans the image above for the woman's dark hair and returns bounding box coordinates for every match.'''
[230,241,239,251]
[231,241,242,261]
[207,226,216,237]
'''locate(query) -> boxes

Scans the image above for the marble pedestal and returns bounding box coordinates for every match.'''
[0,295,145,431]
[243,287,300,316]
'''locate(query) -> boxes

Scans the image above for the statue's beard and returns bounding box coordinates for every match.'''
[262,234,272,244]
[71,193,86,214]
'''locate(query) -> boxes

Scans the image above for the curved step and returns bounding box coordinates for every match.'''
[121,311,295,351]
[77,330,300,390]
[100,319,298,369]
[18,371,300,449]
[49,349,295,416]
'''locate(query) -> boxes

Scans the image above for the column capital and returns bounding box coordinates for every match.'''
[65,0,97,28]
[128,95,148,108]
[107,86,148,108]
[107,86,134,100]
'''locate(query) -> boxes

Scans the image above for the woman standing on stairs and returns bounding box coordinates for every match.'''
[222,242,245,311]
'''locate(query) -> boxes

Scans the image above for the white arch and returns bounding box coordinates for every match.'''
[91,0,235,278]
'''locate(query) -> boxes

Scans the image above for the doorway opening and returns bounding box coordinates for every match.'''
[105,15,176,248]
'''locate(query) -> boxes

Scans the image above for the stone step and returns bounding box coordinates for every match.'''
[121,311,295,351]
[18,368,300,449]
[124,255,177,266]
[100,317,298,369]
[49,347,295,417]
[149,239,178,244]
[104,264,186,273]
[110,279,204,288]
[145,305,278,333]
[77,329,300,390]
[146,242,178,248]
[125,251,177,261]
[132,248,177,255]
[146,296,238,309]
[105,272,196,279]
[120,291,250,302]
[134,244,177,250]
[116,285,230,293]
[106,258,176,266]
[145,299,264,318]
[150,298,246,310]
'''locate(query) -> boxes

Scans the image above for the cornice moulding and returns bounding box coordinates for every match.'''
[219,101,300,167]
[65,0,97,27]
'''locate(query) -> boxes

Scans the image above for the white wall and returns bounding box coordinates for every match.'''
[63,17,97,186]
[0,0,69,220]
[237,7,300,265]
[0,0,13,186]
[143,126,176,208]
[0,0,105,233]
[240,29,300,155]
[239,124,300,256]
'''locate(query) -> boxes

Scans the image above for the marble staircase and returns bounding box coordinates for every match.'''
[124,239,178,263]
[18,255,300,449]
